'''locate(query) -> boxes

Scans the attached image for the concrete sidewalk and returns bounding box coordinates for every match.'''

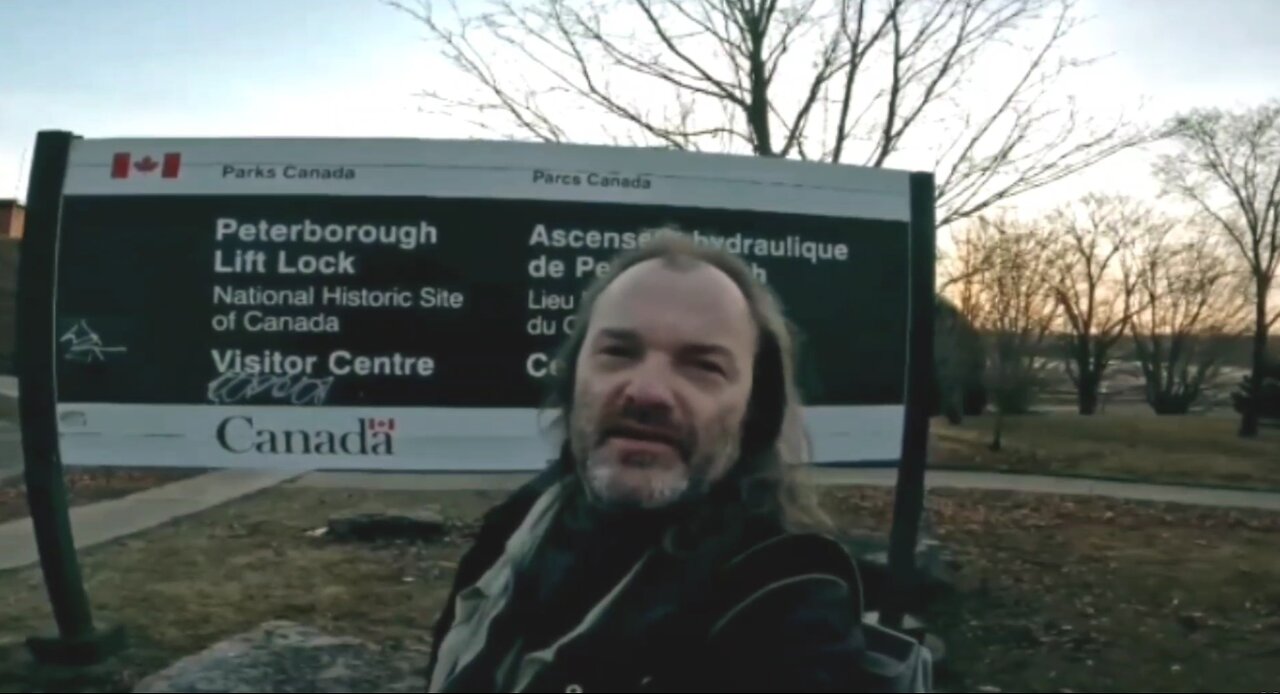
[821,467,1280,511]
[0,469,297,572]
[290,467,1280,512]
[4,465,1278,574]
[0,378,21,481]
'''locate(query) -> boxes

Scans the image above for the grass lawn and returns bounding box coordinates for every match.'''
[932,412,1280,491]
[2,483,1278,693]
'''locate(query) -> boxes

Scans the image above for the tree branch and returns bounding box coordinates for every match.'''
[395,0,1147,227]
[777,5,845,157]
[832,0,889,163]
[631,0,750,108]
[871,0,904,167]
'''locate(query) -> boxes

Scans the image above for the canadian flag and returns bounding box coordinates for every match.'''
[111,152,181,179]
[366,418,397,433]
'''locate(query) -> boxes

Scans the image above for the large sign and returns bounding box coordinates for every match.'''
[30,136,933,470]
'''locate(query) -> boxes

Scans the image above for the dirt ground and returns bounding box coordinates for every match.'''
[932,413,1280,491]
[1,483,1277,694]
[889,488,1280,693]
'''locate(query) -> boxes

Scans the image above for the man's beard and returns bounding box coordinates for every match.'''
[568,400,742,512]
[582,459,695,511]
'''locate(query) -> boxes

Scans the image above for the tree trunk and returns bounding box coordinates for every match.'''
[1240,287,1269,438]
[1076,366,1100,415]
[944,396,963,425]
[1078,382,1099,415]
[989,408,1004,452]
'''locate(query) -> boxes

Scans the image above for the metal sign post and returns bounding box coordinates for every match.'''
[882,173,936,631]
[18,130,126,665]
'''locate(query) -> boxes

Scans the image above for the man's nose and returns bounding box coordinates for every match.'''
[619,358,677,413]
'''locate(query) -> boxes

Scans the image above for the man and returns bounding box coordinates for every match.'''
[427,230,871,693]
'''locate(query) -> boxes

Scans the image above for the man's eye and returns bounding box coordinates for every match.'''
[694,360,725,375]
[600,345,633,358]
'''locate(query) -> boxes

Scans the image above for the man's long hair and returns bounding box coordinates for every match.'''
[539,229,831,537]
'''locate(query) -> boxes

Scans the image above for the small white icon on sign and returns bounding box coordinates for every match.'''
[59,320,127,363]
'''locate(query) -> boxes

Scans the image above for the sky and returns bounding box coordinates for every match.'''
[2,0,1278,207]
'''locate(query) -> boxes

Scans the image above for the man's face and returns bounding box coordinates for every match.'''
[569,258,757,511]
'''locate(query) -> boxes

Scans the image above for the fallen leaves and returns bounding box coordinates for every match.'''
[821,484,1280,693]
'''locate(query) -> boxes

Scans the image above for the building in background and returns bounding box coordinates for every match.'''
[0,200,19,372]
[0,199,24,239]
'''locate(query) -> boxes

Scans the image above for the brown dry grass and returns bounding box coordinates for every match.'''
[0,486,505,693]
[932,413,1280,491]
[827,485,1280,693]
[2,482,1278,693]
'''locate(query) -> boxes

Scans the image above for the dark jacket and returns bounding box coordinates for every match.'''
[426,469,873,693]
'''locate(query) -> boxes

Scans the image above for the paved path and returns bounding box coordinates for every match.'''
[3,464,1278,573]
[1,380,21,481]
[0,469,297,572]
[291,467,1280,512]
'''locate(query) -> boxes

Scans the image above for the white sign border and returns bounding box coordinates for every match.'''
[64,137,913,222]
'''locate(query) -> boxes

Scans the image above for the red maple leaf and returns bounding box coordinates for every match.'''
[134,156,159,173]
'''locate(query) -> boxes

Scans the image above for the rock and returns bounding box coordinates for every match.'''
[846,535,955,612]
[327,511,447,543]
[133,621,428,693]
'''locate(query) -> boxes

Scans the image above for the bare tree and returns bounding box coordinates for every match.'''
[943,217,993,324]
[1045,194,1145,415]
[937,217,1002,423]
[389,0,1147,226]
[946,214,1060,448]
[1130,219,1248,415]
[1156,102,1280,436]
